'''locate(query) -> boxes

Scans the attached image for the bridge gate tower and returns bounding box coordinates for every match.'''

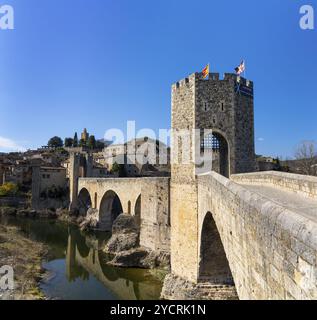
[169,72,255,285]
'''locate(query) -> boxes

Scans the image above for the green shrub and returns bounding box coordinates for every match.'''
[0,182,19,196]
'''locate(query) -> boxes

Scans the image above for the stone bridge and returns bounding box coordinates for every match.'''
[75,170,317,300]
[162,171,317,300]
[77,177,170,252]
[68,72,317,300]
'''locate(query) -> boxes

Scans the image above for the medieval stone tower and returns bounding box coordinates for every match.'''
[69,152,93,211]
[170,72,256,283]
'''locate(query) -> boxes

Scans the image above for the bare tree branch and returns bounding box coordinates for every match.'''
[294,141,317,176]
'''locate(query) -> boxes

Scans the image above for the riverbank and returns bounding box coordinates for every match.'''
[0,223,48,300]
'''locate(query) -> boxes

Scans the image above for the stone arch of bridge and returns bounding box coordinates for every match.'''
[134,194,142,229]
[99,190,123,231]
[199,211,234,285]
[77,187,92,216]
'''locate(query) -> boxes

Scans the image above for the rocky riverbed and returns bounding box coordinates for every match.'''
[0,223,48,300]
[102,214,170,271]
[73,209,171,271]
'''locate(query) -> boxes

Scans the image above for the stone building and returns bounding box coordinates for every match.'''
[104,137,170,177]
[256,156,277,171]
[39,167,67,192]
[3,160,33,187]
[81,128,89,143]
[93,151,107,167]
[31,165,68,209]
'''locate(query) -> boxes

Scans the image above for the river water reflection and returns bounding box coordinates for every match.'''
[0,216,164,300]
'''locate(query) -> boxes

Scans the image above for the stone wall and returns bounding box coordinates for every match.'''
[39,168,66,192]
[0,196,29,208]
[77,177,170,252]
[31,165,68,210]
[231,171,317,199]
[170,73,200,282]
[197,172,317,300]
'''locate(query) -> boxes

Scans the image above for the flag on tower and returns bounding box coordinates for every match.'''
[235,60,245,75]
[202,64,210,79]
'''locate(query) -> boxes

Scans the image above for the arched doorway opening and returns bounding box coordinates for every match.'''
[199,212,234,285]
[134,195,141,229]
[77,188,92,216]
[201,131,229,178]
[99,190,123,231]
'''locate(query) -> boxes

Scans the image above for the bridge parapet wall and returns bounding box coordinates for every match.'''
[231,171,317,199]
[198,172,317,300]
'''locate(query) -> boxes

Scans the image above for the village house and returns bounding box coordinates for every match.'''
[104,137,170,177]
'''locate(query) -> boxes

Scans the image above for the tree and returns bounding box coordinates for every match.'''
[88,135,96,149]
[48,136,63,149]
[64,137,73,148]
[79,139,86,147]
[73,132,78,147]
[294,141,317,176]
[273,157,281,171]
[111,162,126,177]
[0,182,18,196]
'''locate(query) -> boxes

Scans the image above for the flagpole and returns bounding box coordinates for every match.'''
[208,62,210,79]
[244,60,246,79]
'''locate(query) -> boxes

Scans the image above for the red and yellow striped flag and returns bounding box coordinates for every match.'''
[202,64,210,79]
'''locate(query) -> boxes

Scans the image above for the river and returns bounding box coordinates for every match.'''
[0,216,164,300]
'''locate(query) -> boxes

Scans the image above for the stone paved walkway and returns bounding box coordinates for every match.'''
[240,184,317,223]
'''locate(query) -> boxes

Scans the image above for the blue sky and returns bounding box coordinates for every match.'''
[0,0,316,158]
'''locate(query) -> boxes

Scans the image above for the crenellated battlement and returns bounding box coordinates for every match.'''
[172,72,253,91]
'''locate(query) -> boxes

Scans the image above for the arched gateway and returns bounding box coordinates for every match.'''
[201,131,230,178]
